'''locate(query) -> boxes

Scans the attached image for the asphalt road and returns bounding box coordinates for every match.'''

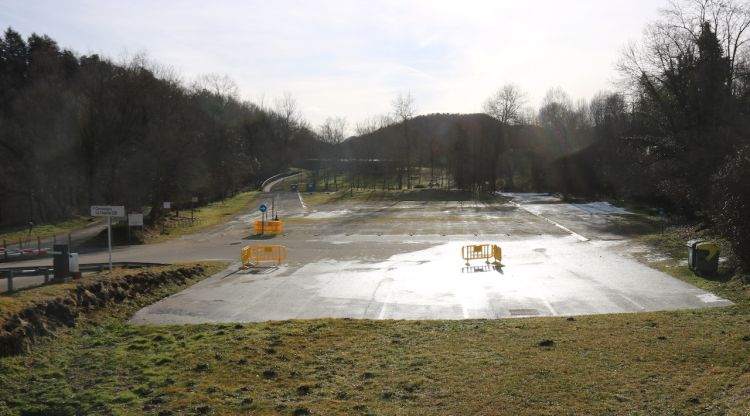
[3,187,732,321]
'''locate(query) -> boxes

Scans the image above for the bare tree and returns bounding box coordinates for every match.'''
[192,73,239,99]
[274,91,302,143]
[620,0,750,93]
[392,92,417,188]
[354,117,378,136]
[483,84,527,124]
[275,92,299,123]
[318,116,347,145]
[318,117,347,190]
[538,87,573,132]
[662,0,750,88]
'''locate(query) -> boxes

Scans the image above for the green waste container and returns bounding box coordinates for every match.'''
[687,239,720,275]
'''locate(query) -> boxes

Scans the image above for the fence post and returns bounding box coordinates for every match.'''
[7,270,13,293]
[43,269,49,284]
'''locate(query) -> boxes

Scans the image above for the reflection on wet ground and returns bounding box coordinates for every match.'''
[4,191,730,322]
[131,238,732,323]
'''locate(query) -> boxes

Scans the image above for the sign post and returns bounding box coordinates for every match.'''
[259,204,268,235]
[91,205,125,273]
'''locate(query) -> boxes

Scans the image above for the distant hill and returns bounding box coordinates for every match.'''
[337,112,600,193]
[342,113,595,162]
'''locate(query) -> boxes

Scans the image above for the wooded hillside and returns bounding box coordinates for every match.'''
[0,28,323,227]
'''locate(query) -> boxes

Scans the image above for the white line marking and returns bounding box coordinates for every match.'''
[461,303,469,319]
[297,191,307,210]
[541,296,558,316]
[511,201,589,242]
[377,286,394,320]
[619,294,645,310]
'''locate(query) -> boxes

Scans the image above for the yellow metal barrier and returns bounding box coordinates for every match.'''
[253,220,283,235]
[241,244,287,267]
[462,244,502,266]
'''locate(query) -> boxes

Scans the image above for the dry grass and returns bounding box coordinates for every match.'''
[142,192,259,243]
[1,308,749,415]
[0,262,224,320]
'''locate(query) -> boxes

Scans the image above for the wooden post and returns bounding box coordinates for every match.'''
[43,269,49,284]
[6,270,13,293]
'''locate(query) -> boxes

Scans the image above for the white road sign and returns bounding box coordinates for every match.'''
[90,205,125,217]
[90,205,125,273]
[128,213,144,226]
[163,201,171,209]
[191,196,199,203]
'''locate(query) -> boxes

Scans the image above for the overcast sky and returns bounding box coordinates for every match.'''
[5,0,662,130]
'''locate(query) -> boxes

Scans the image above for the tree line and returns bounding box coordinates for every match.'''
[0,28,322,227]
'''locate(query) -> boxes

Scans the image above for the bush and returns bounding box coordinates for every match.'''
[712,145,750,270]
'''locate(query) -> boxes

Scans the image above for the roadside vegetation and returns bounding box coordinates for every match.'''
[140,191,259,243]
[0,262,223,321]
[636,225,749,304]
[0,217,100,246]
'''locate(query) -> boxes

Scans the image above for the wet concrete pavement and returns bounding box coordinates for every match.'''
[130,236,730,323]
[125,191,731,323]
[3,189,733,320]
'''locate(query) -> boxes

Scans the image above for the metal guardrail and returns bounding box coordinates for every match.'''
[0,262,170,293]
[261,171,304,192]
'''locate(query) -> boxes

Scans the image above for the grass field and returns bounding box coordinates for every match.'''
[1,303,749,415]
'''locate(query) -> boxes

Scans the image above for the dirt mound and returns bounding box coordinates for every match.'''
[0,265,206,356]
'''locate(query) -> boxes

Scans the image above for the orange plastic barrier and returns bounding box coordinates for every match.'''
[253,220,283,235]
[242,244,287,267]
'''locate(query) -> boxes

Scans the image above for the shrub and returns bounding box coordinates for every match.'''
[712,144,750,270]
